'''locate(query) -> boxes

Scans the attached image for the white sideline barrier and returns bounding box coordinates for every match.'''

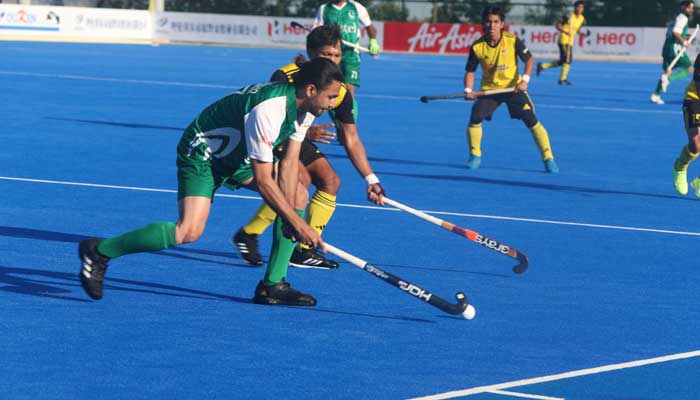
[0,4,696,62]
[0,4,150,40]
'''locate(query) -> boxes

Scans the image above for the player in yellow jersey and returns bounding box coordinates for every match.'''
[674,53,700,196]
[536,1,585,85]
[230,25,385,268]
[464,5,559,173]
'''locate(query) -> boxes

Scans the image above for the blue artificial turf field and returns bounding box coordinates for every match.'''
[1,41,699,399]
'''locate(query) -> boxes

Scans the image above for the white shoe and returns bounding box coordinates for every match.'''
[661,74,670,93]
[650,94,665,105]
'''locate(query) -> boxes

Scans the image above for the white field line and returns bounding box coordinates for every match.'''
[0,70,677,114]
[408,350,700,400]
[2,176,700,237]
[487,389,564,400]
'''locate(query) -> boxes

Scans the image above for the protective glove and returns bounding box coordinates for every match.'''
[369,38,380,56]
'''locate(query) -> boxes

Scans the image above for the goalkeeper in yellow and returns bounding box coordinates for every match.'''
[465,5,559,173]
[536,0,585,85]
[673,53,700,197]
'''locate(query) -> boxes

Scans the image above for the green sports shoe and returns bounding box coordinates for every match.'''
[674,168,688,195]
[691,176,700,198]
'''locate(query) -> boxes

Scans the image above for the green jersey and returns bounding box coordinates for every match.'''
[662,11,692,68]
[177,82,313,178]
[314,1,372,51]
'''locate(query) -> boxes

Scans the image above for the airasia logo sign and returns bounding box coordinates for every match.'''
[384,22,483,54]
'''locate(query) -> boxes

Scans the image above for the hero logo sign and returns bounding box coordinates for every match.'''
[267,19,307,38]
[384,22,483,54]
[474,235,510,254]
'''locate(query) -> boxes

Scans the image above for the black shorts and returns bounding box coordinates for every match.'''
[559,42,572,64]
[683,99,700,130]
[273,138,326,167]
[470,91,536,124]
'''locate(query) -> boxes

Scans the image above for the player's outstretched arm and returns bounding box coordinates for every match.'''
[338,122,385,205]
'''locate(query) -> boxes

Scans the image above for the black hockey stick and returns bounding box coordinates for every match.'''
[383,198,528,274]
[420,88,515,103]
[325,243,471,316]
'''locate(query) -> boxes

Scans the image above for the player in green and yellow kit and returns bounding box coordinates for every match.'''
[651,1,695,105]
[536,0,585,85]
[314,0,379,98]
[231,25,384,269]
[674,53,700,196]
[78,58,344,306]
[465,5,558,173]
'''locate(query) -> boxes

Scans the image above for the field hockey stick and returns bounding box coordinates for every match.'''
[419,88,515,103]
[325,243,474,318]
[382,198,529,274]
[665,24,699,75]
[290,21,370,53]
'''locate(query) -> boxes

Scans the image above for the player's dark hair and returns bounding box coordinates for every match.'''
[681,1,693,8]
[294,57,344,92]
[481,5,506,22]
[306,25,342,54]
[574,1,584,7]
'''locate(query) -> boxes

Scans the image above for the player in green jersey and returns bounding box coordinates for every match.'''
[231,25,385,270]
[78,58,344,306]
[314,0,379,97]
[651,1,695,105]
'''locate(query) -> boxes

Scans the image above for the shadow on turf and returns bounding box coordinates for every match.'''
[0,227,441,322]
[0,226,256,268]
[378,171,697,201]
[0,265,250,303]
[0,265,436,322]
[45,117,182,132]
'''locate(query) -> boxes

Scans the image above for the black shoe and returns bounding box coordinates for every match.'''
[536,62,543,77]
[78,238,110,300]
[289,247,339,269]
[252,280,316,306]
[558,79,572,85]
[231,228,263,266]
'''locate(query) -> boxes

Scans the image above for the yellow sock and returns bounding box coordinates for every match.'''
[529,122,554,160]
[467,124,483,157]
[541,61,557,69]
[300,190,336,250]
[560,63,571,81]
[242,203,277,235]
[674,145,699,171]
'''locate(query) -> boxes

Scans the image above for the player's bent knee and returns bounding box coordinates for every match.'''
[317,171,341,194]
[522,112,539,128]
[175,223,205,244]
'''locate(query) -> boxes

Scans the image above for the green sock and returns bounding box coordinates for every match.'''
[97,222,177,259]
[263,210,304,286]
[654,80,662,95]
[669,69,690,82]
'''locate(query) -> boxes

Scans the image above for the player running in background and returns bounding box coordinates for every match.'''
[313,0,380,98]
[464,5,559,173]
[231,25,385,269]
[536,0,585,85]
[651,1,695,105]
[674,53,700,196]
[78,58,343,306]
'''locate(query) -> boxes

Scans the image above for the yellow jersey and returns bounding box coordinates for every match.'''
[684,55,700,100]
[465,32,532,91]
[559,12,585,46]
